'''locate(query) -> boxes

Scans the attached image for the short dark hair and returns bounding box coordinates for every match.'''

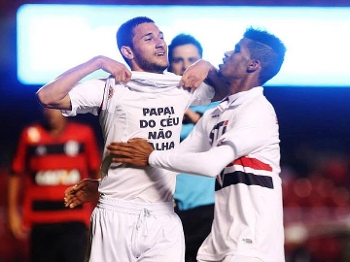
[116,16,155,64]
[168,33,203,63]
[243,27,286,84]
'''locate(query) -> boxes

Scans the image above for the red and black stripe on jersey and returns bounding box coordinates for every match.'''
[215,156,273,190]
[26,143,85,156]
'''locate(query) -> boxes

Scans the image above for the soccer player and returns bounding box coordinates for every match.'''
[36,16,225,262]
[106,27,287,262]
[168,33,217,262]
[8,108,101,262]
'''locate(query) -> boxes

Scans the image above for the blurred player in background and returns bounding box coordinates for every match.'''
[168,33,218,262]
[8,108,101,262]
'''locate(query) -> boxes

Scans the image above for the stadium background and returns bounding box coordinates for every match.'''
[1,0,350,261]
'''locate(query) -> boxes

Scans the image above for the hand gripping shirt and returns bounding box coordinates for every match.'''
[149,87,285,262]
[65,71,214,203]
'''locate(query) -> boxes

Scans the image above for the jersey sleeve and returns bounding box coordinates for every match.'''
[10,128,30,175]
[62,79,106,117]
[149,144,234,177]
[148,116,235,177]
[149,98,279,177]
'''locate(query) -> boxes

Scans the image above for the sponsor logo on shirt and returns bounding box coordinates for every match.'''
[35,169,81,185]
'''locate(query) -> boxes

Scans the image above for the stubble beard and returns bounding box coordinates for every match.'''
[135,54,168,74]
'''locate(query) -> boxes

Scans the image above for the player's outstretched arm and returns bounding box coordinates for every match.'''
[8,175,30,239]
[107,138,154,166]
[36,55,131,110]
[64,178,100,208]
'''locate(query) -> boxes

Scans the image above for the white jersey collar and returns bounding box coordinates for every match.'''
[126,71,181,93]
[214,86,264,113]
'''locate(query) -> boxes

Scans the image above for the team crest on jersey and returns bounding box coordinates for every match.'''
[108,86,114,100]
[209,120,229,146]
[209,119,229,187]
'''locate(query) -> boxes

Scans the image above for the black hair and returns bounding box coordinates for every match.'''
[116,16,155,64]
[243,27,286,84]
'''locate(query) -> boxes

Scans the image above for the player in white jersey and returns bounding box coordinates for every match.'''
[36,17,226,262]
[66,71,214,202]
[106,27,287,262]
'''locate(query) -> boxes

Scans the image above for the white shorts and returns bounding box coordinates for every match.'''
[86,195,185,262]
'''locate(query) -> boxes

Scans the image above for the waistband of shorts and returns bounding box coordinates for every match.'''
[97,195,174,215]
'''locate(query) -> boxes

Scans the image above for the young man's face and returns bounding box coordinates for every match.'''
[169,44,201,76]
[218,38,252,81]
[131,22,168,73]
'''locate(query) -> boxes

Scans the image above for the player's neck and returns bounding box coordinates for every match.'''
[49,122,67,137]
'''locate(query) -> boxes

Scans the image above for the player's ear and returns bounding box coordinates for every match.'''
[121,46,134,59]
[247,59,260,72]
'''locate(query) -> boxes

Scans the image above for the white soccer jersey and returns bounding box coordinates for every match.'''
[65,71,214,203]
[149,87,285,262]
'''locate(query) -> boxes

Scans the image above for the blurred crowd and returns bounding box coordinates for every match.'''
[282,144,350,262]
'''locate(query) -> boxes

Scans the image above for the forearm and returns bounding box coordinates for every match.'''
[8,175,21,215]
[149,144,235,177]
[36,56,103,110]
[90,170,102,179]
[184,109,202,124]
